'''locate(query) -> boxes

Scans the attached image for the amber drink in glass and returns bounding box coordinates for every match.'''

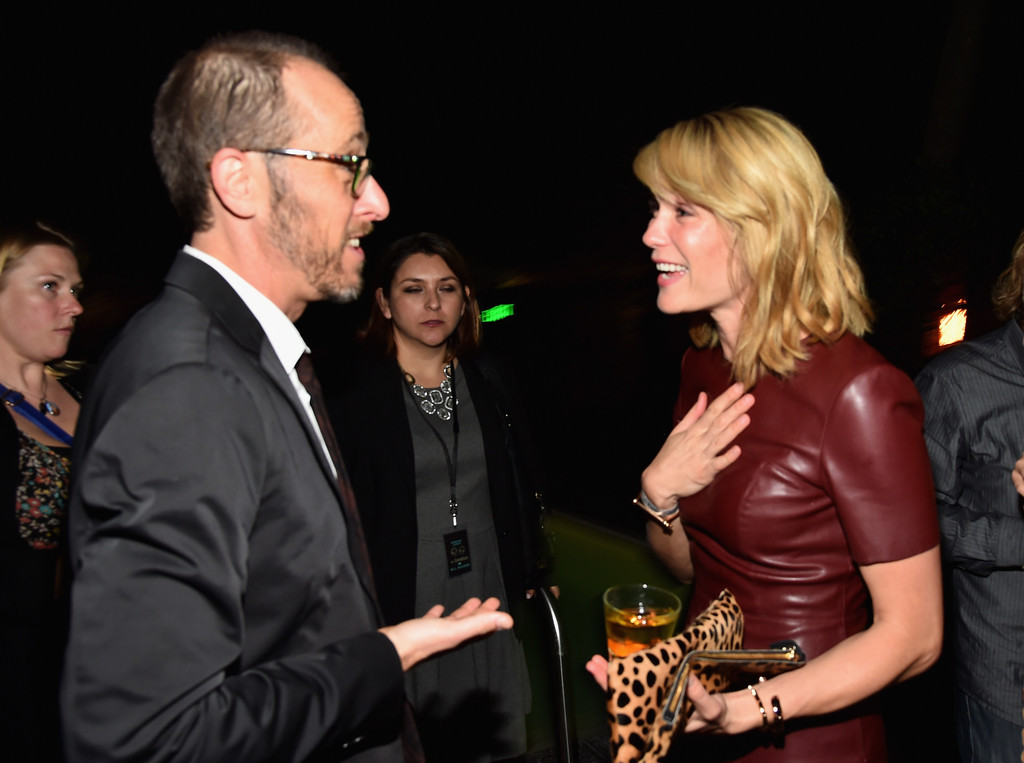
[603,584,682,657]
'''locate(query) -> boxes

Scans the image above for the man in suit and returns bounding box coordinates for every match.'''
[61,32,512,762]
[916,231,1024,763]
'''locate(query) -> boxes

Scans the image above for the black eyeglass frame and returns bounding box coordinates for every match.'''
[241,148,373,196]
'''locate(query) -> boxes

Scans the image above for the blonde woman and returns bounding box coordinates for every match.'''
[593,108,942,762]
[0,221,84,762]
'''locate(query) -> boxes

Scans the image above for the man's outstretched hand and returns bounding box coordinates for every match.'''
[380,597,514,671]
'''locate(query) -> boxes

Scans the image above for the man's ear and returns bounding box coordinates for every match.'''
[208,147,262,220]
[375,287,391,319]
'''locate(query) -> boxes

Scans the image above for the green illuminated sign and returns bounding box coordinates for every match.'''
[481,304,515,323]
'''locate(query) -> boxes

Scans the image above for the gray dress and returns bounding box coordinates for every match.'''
[403,366,530,762]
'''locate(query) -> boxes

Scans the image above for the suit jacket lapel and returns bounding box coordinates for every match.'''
[164,253,383,613]
[164,253,342,494]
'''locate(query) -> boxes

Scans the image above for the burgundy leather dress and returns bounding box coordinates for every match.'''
[672,335,939,762]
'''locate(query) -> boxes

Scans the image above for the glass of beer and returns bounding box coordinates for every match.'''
[603,584,682,657]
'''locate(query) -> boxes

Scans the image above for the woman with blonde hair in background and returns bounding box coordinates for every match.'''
[0,220,85,762]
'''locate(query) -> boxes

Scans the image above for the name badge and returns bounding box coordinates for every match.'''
[445,529,471,576]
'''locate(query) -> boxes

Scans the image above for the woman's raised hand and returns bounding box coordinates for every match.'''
[642,383,754,509]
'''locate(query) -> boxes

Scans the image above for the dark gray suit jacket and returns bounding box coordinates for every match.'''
[62,253,404,762]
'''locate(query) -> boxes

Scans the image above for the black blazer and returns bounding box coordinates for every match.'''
[336,355,541,627]
[63,253,404,762]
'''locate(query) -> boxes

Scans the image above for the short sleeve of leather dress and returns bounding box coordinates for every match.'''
[672,333,939,763]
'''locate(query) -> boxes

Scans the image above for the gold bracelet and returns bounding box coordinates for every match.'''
[633,491,679,529]
[747,684,769,731]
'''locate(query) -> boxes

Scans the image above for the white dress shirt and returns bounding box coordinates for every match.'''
[182,245,336,476]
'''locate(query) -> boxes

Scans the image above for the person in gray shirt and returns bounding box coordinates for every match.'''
[917,230,1024,763]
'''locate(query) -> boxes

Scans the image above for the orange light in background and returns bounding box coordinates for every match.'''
[938,301,967,346]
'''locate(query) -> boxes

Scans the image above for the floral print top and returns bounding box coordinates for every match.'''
[16,431,71,550]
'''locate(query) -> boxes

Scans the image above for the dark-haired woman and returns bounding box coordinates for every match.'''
[337,232,541,762]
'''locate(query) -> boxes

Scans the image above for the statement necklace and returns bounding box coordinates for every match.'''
[0,374,60,416]
[401,361,456,421]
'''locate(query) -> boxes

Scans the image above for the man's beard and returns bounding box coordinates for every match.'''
[267,166,362,304]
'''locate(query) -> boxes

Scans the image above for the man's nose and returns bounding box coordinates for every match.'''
[356,177,389,221]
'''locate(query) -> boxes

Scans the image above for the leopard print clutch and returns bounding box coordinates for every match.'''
[606,589,805,763]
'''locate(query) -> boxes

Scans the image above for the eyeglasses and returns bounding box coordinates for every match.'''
[242,148,373,196]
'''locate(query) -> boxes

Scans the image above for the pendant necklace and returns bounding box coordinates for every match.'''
[0,374,60,416]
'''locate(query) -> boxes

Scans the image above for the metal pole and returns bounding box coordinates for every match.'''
[537,585,579,763]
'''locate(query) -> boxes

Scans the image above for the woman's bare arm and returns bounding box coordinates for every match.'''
[646,517,695,583]
[684,545,943,734]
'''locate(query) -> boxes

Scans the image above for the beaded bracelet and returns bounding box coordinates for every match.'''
[747,684,769,731]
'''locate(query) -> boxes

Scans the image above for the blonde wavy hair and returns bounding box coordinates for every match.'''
[634,107,873,388]
[992,227,1024,326]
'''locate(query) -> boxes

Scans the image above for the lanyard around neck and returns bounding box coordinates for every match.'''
[0,383,74,446]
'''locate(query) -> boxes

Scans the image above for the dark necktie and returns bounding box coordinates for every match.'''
[295,353,372,584]
[296,356,352,497]
[295,354,425,763]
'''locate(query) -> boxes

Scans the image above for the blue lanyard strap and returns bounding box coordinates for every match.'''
[0,384,74,446]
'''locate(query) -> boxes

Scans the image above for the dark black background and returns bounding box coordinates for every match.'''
[4,1,1022,529]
